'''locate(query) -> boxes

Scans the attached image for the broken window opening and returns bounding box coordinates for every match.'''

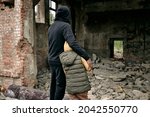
[35,0,46,23]
[109,38,124,59]
[49,0,56,25]
[0,0,14,10]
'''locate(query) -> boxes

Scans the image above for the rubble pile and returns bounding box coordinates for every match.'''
[1,58,150,100]
[90,59,150,100]
[35,68,50,92]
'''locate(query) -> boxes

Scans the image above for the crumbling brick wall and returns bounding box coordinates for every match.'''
[0,0,37,88]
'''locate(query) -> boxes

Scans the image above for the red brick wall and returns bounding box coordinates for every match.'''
[0,4,17,77]
[0,0,37,88]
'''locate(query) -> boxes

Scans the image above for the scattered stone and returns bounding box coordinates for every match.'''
[113,85,124,93]
[143,73,150,81]
[94,75,104,80]
[35,68,50,91]
[101,94,113,100]
[112,74,126,82]
[0,92,6,100]
[113,61,125,70]
[115,93,126,100]
[3,58,146,100]
[132,90,149,100]
[92,53,101,64]
[89,59,150,100]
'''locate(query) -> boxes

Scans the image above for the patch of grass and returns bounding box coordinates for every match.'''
[114,40,123,51]
[114,40,123,58]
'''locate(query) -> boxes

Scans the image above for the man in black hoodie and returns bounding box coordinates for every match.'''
[48,5,92,100]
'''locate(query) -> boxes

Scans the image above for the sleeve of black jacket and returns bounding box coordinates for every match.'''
[63,24,90,61]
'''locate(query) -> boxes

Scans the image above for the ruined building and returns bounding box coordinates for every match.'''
[0,0,150,88]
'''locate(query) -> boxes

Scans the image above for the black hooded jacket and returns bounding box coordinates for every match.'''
[48,5,90,65]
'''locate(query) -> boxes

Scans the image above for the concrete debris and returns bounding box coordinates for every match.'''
[89,58,150,100]
[92,53,101,64]
[34,58,150,100]
[1,58,149,100]
[0,92,5,100]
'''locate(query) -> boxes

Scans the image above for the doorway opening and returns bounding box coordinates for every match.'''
[109,38,123,59]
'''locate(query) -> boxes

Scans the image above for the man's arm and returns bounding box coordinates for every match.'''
[63,24,90,60]
[63,24,93,70]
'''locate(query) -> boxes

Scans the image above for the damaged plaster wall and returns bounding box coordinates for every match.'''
[0,0,37,88]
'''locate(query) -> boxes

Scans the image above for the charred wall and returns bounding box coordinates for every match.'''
[82,10,150,61]
[71,0,150,63]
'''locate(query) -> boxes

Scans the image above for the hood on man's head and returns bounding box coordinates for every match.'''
[55,5,71,23]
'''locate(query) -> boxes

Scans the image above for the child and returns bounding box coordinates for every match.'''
[59,42,92,100]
